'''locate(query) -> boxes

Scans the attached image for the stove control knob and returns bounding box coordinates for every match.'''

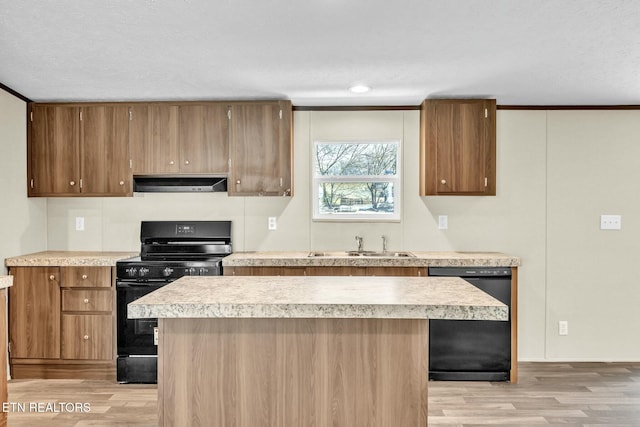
[199,267,209,276]
[162,267,174,277]
[125,267,138,277]
[138,267,150,277]
[186,267,196,276]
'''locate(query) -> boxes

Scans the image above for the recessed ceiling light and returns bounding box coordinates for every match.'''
[349,84,370,94]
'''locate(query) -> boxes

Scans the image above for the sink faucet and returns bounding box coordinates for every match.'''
[355,235,363,252]
[381,235,387,252]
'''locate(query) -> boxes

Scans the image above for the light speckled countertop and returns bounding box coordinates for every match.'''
[128,275,508,321]
[223,251,520,268]
[0,275,13,289]
[5,251,138,267]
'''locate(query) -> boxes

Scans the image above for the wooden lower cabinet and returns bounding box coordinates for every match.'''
[61,314,112,360]
[367,266,424,276]
[8,266,116,380]
[1,289,8,427]
[8,267,60,359]
[225,265,426,277]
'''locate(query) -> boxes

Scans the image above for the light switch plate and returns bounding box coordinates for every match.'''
[600,214,621,230]
[75,216,85,231]
[268,217,277,230]
[559,320,568,336]
[438,215,448,230]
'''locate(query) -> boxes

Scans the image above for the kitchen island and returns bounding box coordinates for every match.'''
[129,275,507,427]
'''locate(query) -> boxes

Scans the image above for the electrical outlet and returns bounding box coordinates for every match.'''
[268,217,277,230]
[600,215,621,230]
[438,215,448,230]
[75,216,85,231]
[558,320,568,336]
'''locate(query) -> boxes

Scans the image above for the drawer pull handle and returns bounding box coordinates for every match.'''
[119,180,125,186]
[83,298,89,303]
[49,275,55,280]
[82,274,88,279]
[441,179,447,184]
[83,335,89,340]
[70,180,76,186]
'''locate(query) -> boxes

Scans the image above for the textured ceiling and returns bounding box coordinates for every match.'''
[1,0,639,106]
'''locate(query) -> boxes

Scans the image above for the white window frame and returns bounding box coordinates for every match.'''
[312,139,401,222]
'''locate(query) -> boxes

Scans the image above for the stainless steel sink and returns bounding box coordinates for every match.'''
[346,251,415,258]
[308,251,415,258]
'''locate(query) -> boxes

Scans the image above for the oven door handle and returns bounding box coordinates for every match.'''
[117,281,168,288]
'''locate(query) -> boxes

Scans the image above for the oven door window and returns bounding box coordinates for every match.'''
[117,282,164,356]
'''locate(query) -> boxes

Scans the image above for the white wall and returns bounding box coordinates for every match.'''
[12,106,640,362]
[0,89,47,273]
[545,110,640,360]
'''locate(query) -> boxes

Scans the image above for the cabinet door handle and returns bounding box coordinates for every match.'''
[82,274,88,279]
[236,180,241,185]
[440,179,447,184]
[119,181,125,186]
[83,298,89,303]
[70,181,76,186]
[169,161,175,165]
[49,275,55,280]
[184,160,190,165]
[83,335,89,340]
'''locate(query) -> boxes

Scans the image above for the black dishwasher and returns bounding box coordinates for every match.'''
[428,266,512,381]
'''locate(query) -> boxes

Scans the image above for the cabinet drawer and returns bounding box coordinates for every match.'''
[61,267,111,288]
[61,289,113,312]
[61,314,112,360]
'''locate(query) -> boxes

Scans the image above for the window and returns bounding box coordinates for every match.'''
[312,140,401,221]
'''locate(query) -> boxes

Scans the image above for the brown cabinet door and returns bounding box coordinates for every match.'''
[61,314,113,360]
[0,290,6,426]
[29,104,80,195]
[229,101,292,196]
[129,104,180,174]
[278,101,293,196]
[61,289,113,312]
[366,267,422,276]
[306,266,367,276]
[81,105,131,195]
[179,103,229,173]
[8,267,61,359]
[61,266,112,288]
[421,99,496,195]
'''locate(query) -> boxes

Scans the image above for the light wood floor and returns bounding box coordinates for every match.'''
[6,362,640,426]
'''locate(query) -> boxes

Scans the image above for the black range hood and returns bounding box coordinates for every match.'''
[133,176,227,193]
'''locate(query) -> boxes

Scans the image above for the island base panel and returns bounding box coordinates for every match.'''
[158,317,429,427]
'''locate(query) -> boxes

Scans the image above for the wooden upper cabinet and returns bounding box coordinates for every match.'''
[81,105,131,195]
[420,99,496,196]
[29,104,81,195]
[29,100,292,197]
[28,103,131,197]
[130,102,229,175]
[179,103,229,174]
[228,101,293,196]
[129,104,180,174]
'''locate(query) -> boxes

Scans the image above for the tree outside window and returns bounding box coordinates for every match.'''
[313,140,400,221]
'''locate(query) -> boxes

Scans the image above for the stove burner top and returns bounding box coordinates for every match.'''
[116,220,233,282]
